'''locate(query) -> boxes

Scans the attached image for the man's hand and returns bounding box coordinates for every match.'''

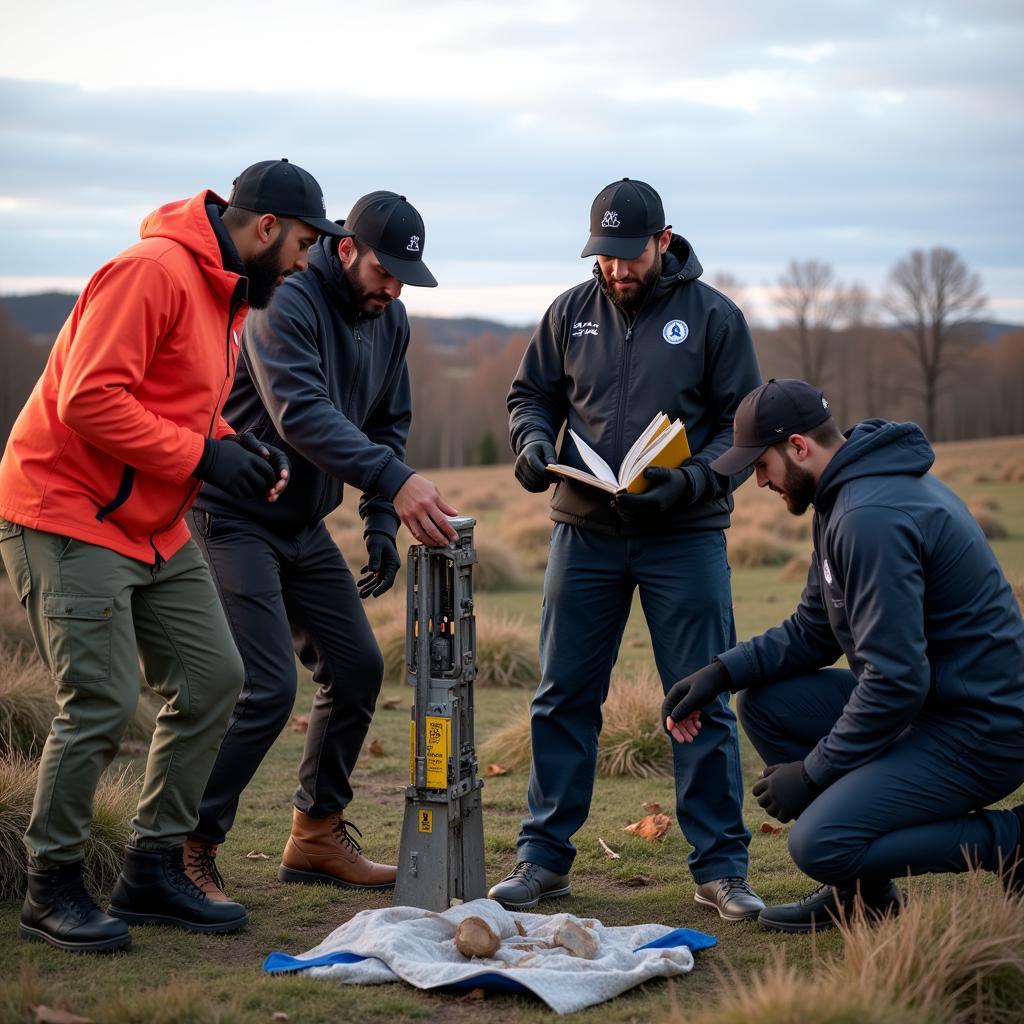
[614,466,695,522]
[393,473,459,547]
[359,532,401,599]
[751,761,822,823]
[514,438,557,492]
[193,435,278,499]
[234,431,290,502]
[662,661,731,743]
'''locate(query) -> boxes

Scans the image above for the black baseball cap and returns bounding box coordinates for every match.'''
[581,178,667,259]
[341,191,437,287]
[710,379,833,476]
[228,159,351,238]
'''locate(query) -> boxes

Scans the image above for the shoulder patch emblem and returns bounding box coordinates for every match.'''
[663,319,688,345]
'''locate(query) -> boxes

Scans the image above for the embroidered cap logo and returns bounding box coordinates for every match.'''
[407,235,420,252]
[601,210,620,228]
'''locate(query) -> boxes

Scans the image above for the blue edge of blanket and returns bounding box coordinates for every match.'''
[262,927,717,997]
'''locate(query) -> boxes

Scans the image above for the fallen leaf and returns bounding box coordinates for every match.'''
[272,1014,289,1023]
[246,851,270,860]
[485,763,508,776]
[381,696,402,709]
[620,874,656,888]
[597,837,620,859]
[461,988,486,1001]
[290,714,310,733]
[514,919,527,937]
[367,739,385,757]
[759,822,784,835]
[641,801,662,814]
[32,1008,94,1024]
[623,813,672,842]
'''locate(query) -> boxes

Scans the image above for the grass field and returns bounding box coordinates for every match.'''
[1,436,1023,1022]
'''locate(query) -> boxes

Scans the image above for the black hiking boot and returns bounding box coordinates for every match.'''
[758,879,903,933]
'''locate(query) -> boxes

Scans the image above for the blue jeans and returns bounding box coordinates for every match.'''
[738,670,1024,885]
[517,524,750,882]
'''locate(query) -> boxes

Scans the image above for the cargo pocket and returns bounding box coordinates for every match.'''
[0,518,32,602]
[42,592,115,683]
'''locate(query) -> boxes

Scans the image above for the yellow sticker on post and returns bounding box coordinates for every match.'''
[425,716,451,789]
[408,719,415,785]
[418,809,433,833]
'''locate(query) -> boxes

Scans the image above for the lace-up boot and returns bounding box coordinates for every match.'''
[108,846,247,932]
[183,837,228,901]
[278,808,397,890]
[487,861,571,910]
[693,876,766,921]
[20,861,131,952]
[758,879,903,933]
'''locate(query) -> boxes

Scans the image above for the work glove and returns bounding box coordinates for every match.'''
[662,660,732,733]
[514,438,557,493]
[193,434,278,498]
[751,761,822,823]
[614,466,696,522]
[234,431,290,489]
[358,532,401,599]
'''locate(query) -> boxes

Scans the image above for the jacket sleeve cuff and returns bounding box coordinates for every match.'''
[716,644,759,693]
[373,455,415,501]
[802,747,837,789]
[518,430,554,454]
[363,510,400,539]
[179,432,208,486]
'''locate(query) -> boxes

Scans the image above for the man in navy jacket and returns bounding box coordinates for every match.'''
[664,378,1024,931]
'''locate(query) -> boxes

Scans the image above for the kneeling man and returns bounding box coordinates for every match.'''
[663,378,1024,932]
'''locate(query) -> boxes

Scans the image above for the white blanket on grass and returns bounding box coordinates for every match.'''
[262,898,714,1014]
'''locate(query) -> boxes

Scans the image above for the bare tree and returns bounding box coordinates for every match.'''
[883,247,986,438]
[776,259,846,385]
[709,271,748,311]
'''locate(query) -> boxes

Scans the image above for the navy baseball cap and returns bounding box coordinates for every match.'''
[228,159,351,238]
[581,178,666,259]
[341,191,437,287]
[710,379,833,476]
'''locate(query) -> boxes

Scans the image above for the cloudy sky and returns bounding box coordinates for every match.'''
[1,1,1021,326]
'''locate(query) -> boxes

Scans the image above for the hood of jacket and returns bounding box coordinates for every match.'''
[815,419,935,513]
[307,234,360,319]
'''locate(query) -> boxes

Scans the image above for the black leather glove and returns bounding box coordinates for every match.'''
[514,438,557,493]
[234,431,290,491]
[751,761,822,823]
[358,532,401,598]
[614,466,696,522]
[193,434,276,498]
[662,660,731,731]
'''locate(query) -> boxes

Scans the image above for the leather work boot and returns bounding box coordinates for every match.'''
[183,837,228,901]
[758,879,904,933]
[693,877,766,921]
[487,861,571,910]
[20,861,131,953]
[108,846,247,933]
[278,808,397,890]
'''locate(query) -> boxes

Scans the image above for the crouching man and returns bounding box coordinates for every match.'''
[663,378,1024,932]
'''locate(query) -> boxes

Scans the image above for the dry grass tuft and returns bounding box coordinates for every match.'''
[970,505,1009,539]
[970,494,1001,512]
[779,555,812,583]
[0,641,54,757]
[500,514,552,571]
[473,536,525,591]
[728,526,798,568]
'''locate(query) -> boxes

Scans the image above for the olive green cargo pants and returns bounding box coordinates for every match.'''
[0,519,244,866]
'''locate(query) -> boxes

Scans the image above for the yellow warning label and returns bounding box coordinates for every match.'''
[418,810,433,833]
[425,716,451,789]
[408,719,415,785]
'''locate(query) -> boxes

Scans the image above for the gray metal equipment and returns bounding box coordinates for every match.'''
[393,516,486,911]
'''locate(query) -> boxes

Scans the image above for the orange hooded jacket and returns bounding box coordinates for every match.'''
[0,191,246,563]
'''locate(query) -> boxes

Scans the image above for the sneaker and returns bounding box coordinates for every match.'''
[487,861,571,910]
[693,877,765,921]
[183,837,228,902]
[758,879,903,933]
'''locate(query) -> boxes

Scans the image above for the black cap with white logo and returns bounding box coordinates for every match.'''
[581,178,667,260]
[228,159,351,238]
[341,191,437,288]
[709,379,833,476]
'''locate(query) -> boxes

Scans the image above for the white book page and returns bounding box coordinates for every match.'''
[620,414,669,484]
[568,429,618,486]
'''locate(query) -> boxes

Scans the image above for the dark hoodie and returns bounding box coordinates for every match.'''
[507,234,761,534]
[195,235,415,537]
[719,420,1024,786]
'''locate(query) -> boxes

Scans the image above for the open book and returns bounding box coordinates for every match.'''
[546,413,690,495]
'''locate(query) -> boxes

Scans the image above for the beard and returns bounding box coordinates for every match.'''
[344,252,394,319]
[599,248,662,315]
[770,451,818,516]
[244,234,288,310]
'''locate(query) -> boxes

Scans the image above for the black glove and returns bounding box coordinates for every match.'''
[614,466,696,522]
[234,431,290,492]
[662,660,731,731]
[751,761,822,823]
[358,532,401,598]
[514,438,557,493]
[193,434,276,498]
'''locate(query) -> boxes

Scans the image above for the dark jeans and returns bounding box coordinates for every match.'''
[518,524,750,882]
[189,508,384,846]
[738,669,1024,885]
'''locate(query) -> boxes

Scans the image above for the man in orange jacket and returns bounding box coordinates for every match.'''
[0,159,348,953]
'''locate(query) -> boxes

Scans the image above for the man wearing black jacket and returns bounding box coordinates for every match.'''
[664,379,1024,932]
[184,192,457,899]
[497,179,764,919]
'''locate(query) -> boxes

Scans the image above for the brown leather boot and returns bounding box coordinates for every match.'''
[183,837,229,902]
[278,808,397,890]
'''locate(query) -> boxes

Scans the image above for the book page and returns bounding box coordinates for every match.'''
[568,429,618,486]
[618,414,669,486]
[622,422,691,493]
[545,464,620,494]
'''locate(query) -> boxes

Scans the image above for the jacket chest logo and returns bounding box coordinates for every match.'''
[822,558,833,585]
[663,319,688,344]
[572,320,599,338]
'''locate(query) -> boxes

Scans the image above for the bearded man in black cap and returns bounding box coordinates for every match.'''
[183,191,458,900]
[500,179,764,919]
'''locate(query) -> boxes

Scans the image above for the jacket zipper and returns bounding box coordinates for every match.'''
[612,313,638,465]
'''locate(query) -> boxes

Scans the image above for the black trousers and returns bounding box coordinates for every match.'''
[188,508,383,846]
